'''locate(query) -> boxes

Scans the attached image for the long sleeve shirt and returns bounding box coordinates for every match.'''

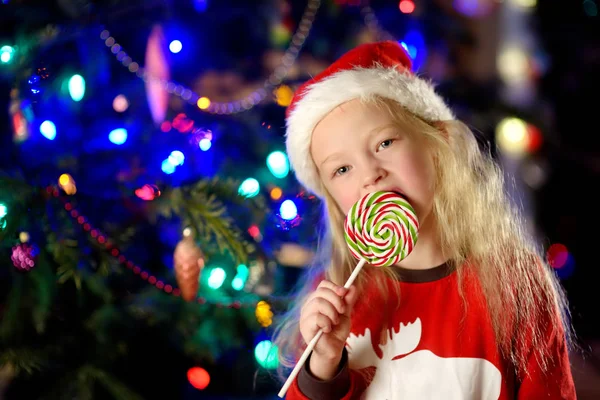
[286,262,575,400]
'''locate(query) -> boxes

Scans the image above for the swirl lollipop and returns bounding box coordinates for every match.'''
[278,191,419,397]
[345,191,418,267]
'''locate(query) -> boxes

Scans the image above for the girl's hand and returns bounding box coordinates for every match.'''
[299,280,358,380]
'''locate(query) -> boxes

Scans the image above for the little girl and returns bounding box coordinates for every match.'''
[273,41,576,399]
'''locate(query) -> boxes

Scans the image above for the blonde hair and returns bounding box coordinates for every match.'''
[272,96,574,382]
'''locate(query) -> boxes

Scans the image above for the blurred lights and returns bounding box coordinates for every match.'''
[0,45,14,63]
[160,121,172,132]
[172,113,194,133]
[207,267,226,289]
[238,178,260,198]
[495,117,543,157]
[199,138,212,151]
[248,225,261,239]
[168,150,185,166]
[401,30,426,70]
[109,128,128,145]
[232,264,249,291]
[169,40,182,54]
[40,120,56,140]
[280,199,298,220]
[453,0,496,17]
[197,97,211,110]
[113,94,129,112]
[255,300,273,327]
[68,74,86,102]
[495,117,528,156]
[509,0,536,9]
[399,0,415,14]
[0,203,6,230]
[546,243,575,280]
[254,340,279,369]
[270,187,282,201]
[271,22,292,47]
[193,0,209,13]
[187,367,210,390]
[161,159,176,174]
[135,184,161,201]
[58,174,77,195]
[498,47,529,85]
[526,124,543,153]
[400,41,417,60]
[521,159,547,189]
[274,85,294,107]
[583,0,598,17]
[19,231,30,243]
[231,277,244,290]
[547,243,568,269]
[58,174,71,186]
[266,151,289,178]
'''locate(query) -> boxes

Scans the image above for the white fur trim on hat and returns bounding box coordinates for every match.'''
[285,65,454,198]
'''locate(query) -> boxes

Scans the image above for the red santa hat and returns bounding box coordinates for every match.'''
[285,40,454,198]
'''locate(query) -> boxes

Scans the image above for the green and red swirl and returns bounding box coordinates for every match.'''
[344,191,419,267]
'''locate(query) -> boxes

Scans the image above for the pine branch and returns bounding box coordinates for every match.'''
[80,365,144,400]
[0,347,48,375]
[152,176,269,265]
[0,175,38,245]
[0,273,25,340]
[44,365,143,400]
[185,193,252,262]
[45,211,113,300]
[28,250,57,334]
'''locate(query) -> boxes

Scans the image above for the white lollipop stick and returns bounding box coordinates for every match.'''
[277,258,367,398]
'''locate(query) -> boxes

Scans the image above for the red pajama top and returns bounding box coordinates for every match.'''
[286,263,575,400]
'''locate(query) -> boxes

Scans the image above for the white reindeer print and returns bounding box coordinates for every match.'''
[346,318,502,399]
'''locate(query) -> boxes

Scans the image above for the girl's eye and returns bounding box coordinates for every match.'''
[335,166,350,176]
[378,139,395,150]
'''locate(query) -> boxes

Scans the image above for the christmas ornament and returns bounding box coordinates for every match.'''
[173,228,204,302]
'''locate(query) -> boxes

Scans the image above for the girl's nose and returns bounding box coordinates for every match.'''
[362,162,387,192]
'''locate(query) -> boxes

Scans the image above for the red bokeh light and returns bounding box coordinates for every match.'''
[187,367,210,390]
[547,243,568,269]
[248,225,260,238]
[399,0,415,14]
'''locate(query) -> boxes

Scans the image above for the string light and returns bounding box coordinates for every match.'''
[399,0,415,14]
[99,0,321,115]
[254,340,279,369]
[67,74,86,102]
[58,173,77,195]
[187,367,210,390]
[270,187,282,201]
[0,45,15,64]
[112,94,129,112]
[255,300,273,327]
[361,3,396,41]
[40,120,56,140]
[0,202,6,230]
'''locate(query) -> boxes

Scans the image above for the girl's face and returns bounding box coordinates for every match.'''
[311,99,437,226]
